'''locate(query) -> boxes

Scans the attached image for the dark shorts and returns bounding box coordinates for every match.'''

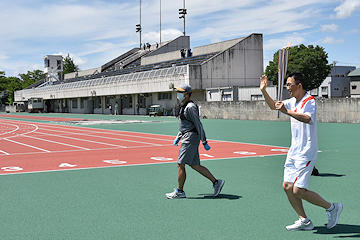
[177,143,200,166]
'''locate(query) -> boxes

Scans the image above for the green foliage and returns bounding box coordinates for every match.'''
[19,69,45,89]
[63,54,80,74]
[0,71,7,92]
[0,70,44,104]
[6,77,22,104]
[265,44,332,91]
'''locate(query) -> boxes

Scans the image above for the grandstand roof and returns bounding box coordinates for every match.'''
[55,51,218,85]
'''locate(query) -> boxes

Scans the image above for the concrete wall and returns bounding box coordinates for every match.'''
[193,38,244,56]
[197,98,360,123]
[141,51,182,66]
[64,67,101,79]
[201,33,263,89]
[141,36,190,65]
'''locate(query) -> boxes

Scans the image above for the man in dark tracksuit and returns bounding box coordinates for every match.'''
[166,83,225,199]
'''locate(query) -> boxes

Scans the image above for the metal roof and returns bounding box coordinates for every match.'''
[348,68,360,76]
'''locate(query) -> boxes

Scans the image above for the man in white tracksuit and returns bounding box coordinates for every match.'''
[166,83,225,199]
[260,71,343,231]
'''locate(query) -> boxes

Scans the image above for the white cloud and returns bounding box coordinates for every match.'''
[1,0,358,76]
[264,34,306,52]
[322,36,345,44]
[342,29,359,35]
[0,54,9,62]
[54,52,87,67]
[334,0,360,18]
[142,28,182,44]
[321,23,339,32]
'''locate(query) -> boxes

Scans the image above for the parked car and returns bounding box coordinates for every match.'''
[149,105,163,117]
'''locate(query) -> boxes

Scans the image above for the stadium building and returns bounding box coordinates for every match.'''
[14,33,264,115]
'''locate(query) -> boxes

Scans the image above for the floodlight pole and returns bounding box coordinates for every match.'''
[140,0,142,48]
[183,0,186,36]
[160,0,162,44]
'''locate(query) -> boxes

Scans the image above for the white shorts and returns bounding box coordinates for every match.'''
[283,157,316,189]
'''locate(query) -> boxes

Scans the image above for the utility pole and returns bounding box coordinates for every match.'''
[179,0,187,36]
[333,61,338,76]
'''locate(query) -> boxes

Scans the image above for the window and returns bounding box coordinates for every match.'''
[222,94,232,101]
[123,95,132,108]
[72,98,78,108]
[44,59,50,67]
[57,60,62,69]
[158,92,172,100]
[321,87,328,94]
[138,94,146,108]
[352,85,357,90]
[251,95,263,101]
[94,97,101,109]
[334,88,339,91]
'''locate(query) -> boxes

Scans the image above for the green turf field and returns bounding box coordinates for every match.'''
[0,113,359,239]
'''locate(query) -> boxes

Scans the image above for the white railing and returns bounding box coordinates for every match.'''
[16,65,187,95]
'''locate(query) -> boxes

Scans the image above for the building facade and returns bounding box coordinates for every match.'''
[14,33,263,115]
[310,66,356,98]
[349,68,360,98]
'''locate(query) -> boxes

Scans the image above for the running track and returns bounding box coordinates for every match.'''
[0,118,289,175]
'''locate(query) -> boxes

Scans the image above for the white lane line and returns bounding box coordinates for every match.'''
[3,138,51,152]
[0,143,172,156]
[37,129,161,146]
[22,135,91,150]
[0,149,10,155]
[33,131,128,148]
[0,123,19,136]
[1,119,173,143]
[31,123,172,142]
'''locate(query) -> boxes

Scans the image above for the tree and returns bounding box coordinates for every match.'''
[0,71,7,92]
[6,77,22,104]
[265,44,332,91]
[19,70,45,89]
[0,71,22,104]
[63,54,80,74]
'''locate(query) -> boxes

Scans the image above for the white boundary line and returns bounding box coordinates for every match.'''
[0,152,288,176]
[0,150,10,155]
[3,138,51,152]
[0,123,20,136]
[37,128,164,146]
[22,135,91,150]
[1,119,173,142]
[0,119,290,156]
[2,119,286,149]
[33,131,128,148]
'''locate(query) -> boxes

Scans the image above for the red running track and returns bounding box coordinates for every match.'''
[0,119,288,175]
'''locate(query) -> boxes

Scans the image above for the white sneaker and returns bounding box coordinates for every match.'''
[286,219,314,231]
[166,189,186,199]
[327,203,343,229]
[213,179,225,197]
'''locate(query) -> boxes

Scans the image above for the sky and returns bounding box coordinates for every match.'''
[0,0,359,77]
